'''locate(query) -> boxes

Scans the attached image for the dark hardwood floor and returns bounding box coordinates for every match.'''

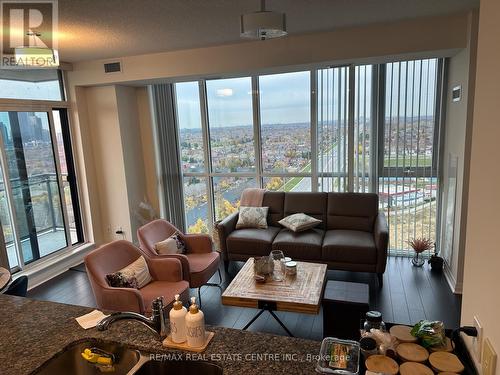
[27,257,461,341]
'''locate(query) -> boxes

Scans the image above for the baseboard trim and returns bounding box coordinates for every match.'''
[444,263,463,294]
[16,243,95,290]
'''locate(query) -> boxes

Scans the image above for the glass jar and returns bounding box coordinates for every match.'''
[362,311,386,336]
[270,250,285,281]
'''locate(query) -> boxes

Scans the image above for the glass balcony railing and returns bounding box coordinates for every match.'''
[1,173,73,268]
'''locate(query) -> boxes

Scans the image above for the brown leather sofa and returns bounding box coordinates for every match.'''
[217,192,388,286]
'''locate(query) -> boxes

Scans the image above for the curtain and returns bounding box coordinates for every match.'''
[150,84,186,231]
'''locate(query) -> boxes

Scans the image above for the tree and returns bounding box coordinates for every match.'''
[188,218,208,234]
[266,177,284,191]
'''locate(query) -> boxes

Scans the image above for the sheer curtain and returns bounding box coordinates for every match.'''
[150,84,186,231]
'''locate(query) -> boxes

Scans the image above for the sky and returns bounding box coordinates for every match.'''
[176,71,312,129]
[0,80,61,100]
[175,59,438,130]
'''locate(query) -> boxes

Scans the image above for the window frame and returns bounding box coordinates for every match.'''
[174,59,446,254]
[0,97,84,272]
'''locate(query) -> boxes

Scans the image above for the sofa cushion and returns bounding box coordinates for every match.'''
[322,230,377,264]
[154,232,187,255]
[262,191,285,227]
[284,192,327,229]
[278,213,322,232]
[272,228,324,261]
[226,226,281,256]
[186,252,221,288]
[327,193,378,232]
[106,255,152,289]
[236,206,269,229]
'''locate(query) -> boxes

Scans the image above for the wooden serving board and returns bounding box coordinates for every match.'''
[163,331,215,353]
[396,343,429,363]
[400,362,434,375]
[365,355,399,375]
[429,352,465,373]
[390,325,418,343]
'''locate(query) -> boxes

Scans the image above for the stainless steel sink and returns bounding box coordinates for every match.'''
[33,339,141,375]
[133,359,223,375]
[33,339,223,375]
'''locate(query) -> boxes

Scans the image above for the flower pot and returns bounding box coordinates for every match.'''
[428,256,444,272]
[412,252,425,267]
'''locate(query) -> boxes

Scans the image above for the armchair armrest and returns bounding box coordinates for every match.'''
[147,257,183,282]
[374,212,389,274]
[183,234,213,254]
[215,212,239,260]
[100,287,144,314]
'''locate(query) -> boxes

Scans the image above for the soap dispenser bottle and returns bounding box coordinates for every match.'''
[169,294,187,343]
[185,296,206,348]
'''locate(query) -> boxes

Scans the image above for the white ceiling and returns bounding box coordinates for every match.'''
[56,0,479,63]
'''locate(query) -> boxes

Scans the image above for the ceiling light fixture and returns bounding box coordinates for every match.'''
[240,0,287,41]
[14,31,59,68]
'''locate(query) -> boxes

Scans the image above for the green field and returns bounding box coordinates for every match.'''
[384,155,432,167]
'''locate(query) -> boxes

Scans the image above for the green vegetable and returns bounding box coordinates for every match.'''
[410,320,446,348]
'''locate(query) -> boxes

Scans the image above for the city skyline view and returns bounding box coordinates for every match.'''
[177,59,439,252]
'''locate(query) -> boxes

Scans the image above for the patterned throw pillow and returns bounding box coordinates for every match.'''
[236,206,269,229]
[154,231,187,255]
[106,255,152,289]
[278,213,322,232]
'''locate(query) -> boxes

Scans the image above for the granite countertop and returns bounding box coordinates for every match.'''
[0,295,321,375]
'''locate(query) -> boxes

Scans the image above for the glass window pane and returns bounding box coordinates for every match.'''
[212,177,257,221]
[0,165,18,269]
[379,59,439,254]
[354,65,373,193]
[184,177,209,234]
[1,111,67,263]
[175,82,205,173]
[0,70,62,100]
[317,67,349,192]
[206,77,255,173]
[260,71,311,173]
[264,176,311,192]
[53,110,80,245]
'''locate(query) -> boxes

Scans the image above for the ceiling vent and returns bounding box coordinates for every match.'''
[103,61,122,74]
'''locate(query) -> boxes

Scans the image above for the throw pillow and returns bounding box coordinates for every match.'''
[278,213,322,232]
[154,232,187,255]
[105,255,152,289]
[236,206,269,229]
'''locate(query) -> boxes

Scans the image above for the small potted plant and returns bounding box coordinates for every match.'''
[428,245,444,272]
[408,238,434,267]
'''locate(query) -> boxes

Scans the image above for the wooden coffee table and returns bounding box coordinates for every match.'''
[222,258,327,336]
[0,267,11,293]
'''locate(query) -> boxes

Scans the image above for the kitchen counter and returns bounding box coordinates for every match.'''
[0,295,321,375]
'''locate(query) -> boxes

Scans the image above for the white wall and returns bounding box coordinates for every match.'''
[461,0,500,372]
[75,85,152,245]
[115,85,149,243]
[439,11,478,293]
[81,86,131,243]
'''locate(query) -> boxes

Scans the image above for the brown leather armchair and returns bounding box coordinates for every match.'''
[84,240,189,314]
[137,219,221,306]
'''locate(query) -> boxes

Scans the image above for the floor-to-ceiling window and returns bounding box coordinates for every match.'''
[172,58,444,255]
[379,59,441,254]
[0,70,83,271]
[260,71,312,192]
